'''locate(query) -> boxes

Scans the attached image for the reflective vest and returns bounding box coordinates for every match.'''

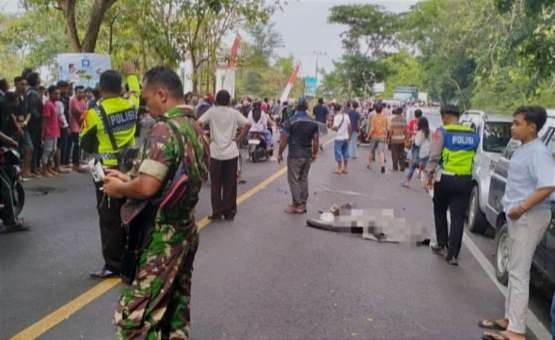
[440,124,480,176]
[80,75,140,167]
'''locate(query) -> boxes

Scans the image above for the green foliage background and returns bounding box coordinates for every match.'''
[324,0,555,112]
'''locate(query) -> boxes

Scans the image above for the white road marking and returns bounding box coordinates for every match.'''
[462,232,551,339]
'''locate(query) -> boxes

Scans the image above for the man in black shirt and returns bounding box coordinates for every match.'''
[0,79,11,137]
[57,80,72,170]
[24,72,43,176]
[312,98,329,124]
[13,76,33,178]
[278,97,319,214]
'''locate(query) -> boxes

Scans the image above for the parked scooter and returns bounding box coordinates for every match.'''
[0,145,25,228]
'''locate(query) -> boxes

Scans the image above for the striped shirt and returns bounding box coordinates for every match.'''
[389,115,407,144]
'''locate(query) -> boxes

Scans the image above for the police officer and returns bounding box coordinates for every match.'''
[425,105,479,266]
[81,66,140,278]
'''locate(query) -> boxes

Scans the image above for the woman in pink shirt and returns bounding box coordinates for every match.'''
[41,86,61,177]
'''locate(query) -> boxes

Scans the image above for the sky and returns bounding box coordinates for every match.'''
[0,0,420,76]
[272,0,420,76]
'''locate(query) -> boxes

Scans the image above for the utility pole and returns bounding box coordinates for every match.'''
[312,50,327,86]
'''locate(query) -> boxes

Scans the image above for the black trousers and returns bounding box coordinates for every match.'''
[59,128,70,166]
[390,143,405,171]
[68,132,81,166]
[433,174,473,259]
[94,181,126,272]
[210,157,238,218]
[28,120,42,172]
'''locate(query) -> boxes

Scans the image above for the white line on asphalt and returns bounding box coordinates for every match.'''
[462,232,551,339]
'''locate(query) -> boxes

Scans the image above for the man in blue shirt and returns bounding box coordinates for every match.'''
[480,106,555,340]
[312,98,329,124]
[278,97,319,214]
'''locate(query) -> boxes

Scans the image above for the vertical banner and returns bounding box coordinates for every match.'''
[229,33,241,69]
[56,53,111,88]
[280,63,301,103]
[178,59,194,94]
[215,33,241,99]
[304,76,317,97]
[215,66,236,99]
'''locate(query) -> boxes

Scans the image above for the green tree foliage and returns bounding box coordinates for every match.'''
[1,0,279,95]
[379,50,424,99]
[21,0,118,52]
[323,4,399,100]
[324,0,554,112]
[235,22,303,100]
[328,4,398,58]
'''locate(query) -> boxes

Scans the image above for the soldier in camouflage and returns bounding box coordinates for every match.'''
[102,66,209,339]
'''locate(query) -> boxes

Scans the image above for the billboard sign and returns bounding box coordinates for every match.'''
[56,53,111,88]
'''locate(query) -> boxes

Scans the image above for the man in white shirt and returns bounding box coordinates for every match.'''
[198,90,251,221]
[332,104,351,174]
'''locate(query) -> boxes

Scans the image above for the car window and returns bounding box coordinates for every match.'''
[503,139,521,159]
[545,128,555,159]
[483,122,512,153]
[461,120,478,132]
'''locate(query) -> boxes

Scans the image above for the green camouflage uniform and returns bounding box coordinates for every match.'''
[115,106,209,340]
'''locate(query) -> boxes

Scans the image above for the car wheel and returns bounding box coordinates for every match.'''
[465,186,489,234]
[495,223,510,286]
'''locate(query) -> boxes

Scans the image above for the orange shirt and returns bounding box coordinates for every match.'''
[369,113,388,140]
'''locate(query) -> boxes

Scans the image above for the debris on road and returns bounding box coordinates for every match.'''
[306,203,426,244]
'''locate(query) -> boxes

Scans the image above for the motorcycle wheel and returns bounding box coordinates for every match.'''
[13,181,24,217]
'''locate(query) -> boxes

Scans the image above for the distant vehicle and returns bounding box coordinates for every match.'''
[381,99,402,109]
[459,110,512,234]
[485,109,555,285]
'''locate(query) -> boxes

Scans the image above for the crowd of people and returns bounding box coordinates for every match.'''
[1,64,554,340]
[0,71,102,179]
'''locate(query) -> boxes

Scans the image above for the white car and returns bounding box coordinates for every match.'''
[459,110,512,234]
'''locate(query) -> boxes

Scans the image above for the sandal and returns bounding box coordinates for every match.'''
[481,331,510,340]
[478,319,508,331]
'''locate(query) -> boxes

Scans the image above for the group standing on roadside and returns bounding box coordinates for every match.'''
[4,62,555,340]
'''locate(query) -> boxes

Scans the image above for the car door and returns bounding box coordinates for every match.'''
[538,127,555,281]
[486,139,519,226]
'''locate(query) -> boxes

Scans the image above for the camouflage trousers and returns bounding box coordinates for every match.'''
[115,222,199,340]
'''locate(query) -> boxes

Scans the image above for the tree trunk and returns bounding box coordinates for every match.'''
[191,64,199,96]
[57,0,117,53]
[205,59,211,94]
[81,0,117,52]
[58,0,81,52]
[140,34,147,74]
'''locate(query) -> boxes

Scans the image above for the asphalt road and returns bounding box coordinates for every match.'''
[0,139,552,340]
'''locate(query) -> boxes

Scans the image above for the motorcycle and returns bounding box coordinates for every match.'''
[0,147,25,224]
[247,132,272,163]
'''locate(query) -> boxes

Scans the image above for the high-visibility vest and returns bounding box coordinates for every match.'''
[440,124,480,176]
[80,75,140,167]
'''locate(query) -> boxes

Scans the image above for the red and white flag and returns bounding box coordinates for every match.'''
[229,33,241,69]
[279,63,301,103]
